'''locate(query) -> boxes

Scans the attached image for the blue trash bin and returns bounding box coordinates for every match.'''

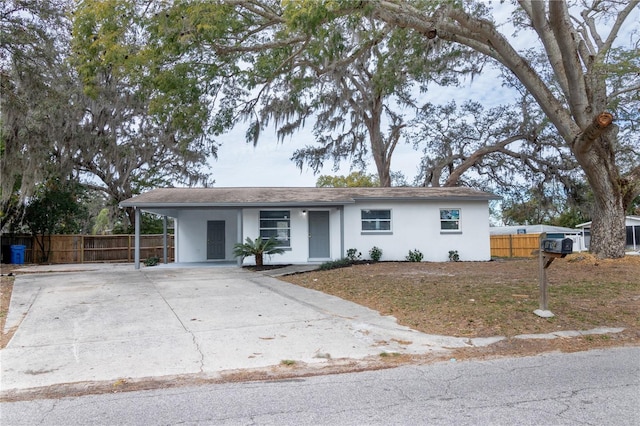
[10,245,26,264]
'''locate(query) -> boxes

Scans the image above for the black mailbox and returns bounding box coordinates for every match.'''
[542,238,573,255]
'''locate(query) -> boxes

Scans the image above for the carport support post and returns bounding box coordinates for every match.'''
[134,207,141,270]
[162,215,168,264]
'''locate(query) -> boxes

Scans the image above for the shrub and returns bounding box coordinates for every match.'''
[406,249,424,262]
[369,246,383,262]
[319,258,352,270]
[448,250,460,262]
[144,256,159,267]
[346,248,362,262]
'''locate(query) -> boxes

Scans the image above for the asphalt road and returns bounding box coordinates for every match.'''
[2,347,638,425]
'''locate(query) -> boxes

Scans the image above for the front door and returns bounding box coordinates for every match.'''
[207,221,225,259]
[308,211,330,259]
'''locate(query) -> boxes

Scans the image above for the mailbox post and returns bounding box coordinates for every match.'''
[535,234,573,318]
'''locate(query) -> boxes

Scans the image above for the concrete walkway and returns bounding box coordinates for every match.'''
[1,265,500,396]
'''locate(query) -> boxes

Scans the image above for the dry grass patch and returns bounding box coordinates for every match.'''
[281,255,640,339]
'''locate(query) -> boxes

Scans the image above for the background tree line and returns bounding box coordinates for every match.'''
[1,1,638,258]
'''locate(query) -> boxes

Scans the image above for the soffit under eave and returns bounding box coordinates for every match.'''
[123,201,352,211]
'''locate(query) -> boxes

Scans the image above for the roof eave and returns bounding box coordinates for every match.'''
[351,195,501,202]
[120,201,355,209]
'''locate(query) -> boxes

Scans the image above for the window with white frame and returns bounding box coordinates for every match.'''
[440,208,460,231]
[361,210,391,232]
[259,210,291,247]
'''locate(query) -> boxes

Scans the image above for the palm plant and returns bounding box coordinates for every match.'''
[233,236,285,266]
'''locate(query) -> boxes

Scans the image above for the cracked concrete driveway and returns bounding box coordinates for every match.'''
[1,265,498,394]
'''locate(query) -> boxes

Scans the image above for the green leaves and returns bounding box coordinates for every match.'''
[282,0,358,33]
[233,236,285,266]
[23,179,88,236]
[316,172,380,187]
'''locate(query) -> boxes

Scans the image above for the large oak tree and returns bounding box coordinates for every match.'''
[2,0,216,230]
[358,0,640,257]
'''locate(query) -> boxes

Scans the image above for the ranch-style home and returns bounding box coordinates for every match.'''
[120,187,500,269]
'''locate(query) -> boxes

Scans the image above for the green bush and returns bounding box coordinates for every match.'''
[369,246,383,262]
[448,250,460,262]
[233,236,285,266]
[406,249,423,262]
[144,256,160,267]
[346,248,362,262]
[319,258,352,270]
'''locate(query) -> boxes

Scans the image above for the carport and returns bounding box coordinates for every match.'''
[125,206,243,270]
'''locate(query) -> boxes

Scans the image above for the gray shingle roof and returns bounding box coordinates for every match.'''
[121,187,500,208]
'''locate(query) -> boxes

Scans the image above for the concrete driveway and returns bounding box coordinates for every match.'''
[1,265,494,394]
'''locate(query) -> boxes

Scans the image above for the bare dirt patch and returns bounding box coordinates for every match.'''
[0,264,18,348]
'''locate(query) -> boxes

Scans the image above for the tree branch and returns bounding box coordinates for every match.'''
[609,83,640,99]
[443,134,525,186]
[521,0,571,97]
[548,1,590,126]
[573,112,614,154]
[439,5,579,141]
[599,1,639,58]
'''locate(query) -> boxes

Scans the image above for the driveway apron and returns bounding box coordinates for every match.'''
[1,266,481,393]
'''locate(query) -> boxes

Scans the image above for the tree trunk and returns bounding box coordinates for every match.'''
[574,130,626,259]
[255,252,264,267]
[366,94,393,187]
[369,124,392,187]
[125,206,136,233]
[589,198,626,259]
[366,1,637,258]
[34,233,47,263]
[375,158,392,187]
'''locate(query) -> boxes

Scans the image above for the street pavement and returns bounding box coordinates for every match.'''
[1,264,502,397]
[2,347,639,425]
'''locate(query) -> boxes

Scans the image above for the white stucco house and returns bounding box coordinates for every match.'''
[120,187,500,268]
[576,215,640,251]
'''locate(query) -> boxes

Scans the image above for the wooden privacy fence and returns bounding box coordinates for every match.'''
[2,233,549,262]
[1,234,174,264]
[490,234,541,258]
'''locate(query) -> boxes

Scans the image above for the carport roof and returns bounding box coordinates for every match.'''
[121,187,500,209]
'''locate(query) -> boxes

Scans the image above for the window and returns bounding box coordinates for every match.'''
[260,211,290,247]
[361,210,391,232]
[440,209,460,231]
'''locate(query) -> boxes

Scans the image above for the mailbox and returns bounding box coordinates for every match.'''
[541,238,573,255]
